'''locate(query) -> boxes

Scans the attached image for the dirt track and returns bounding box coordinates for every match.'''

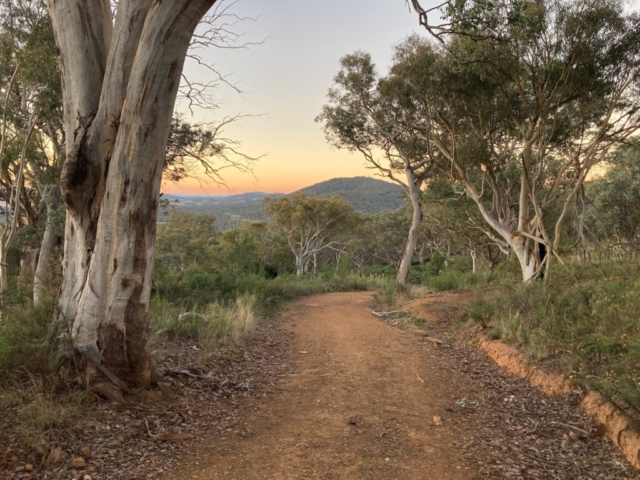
[163,292,638,480]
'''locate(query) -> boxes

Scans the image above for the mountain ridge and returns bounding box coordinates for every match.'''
[160,176,404,229]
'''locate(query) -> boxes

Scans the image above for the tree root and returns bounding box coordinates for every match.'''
[90,382,127,404]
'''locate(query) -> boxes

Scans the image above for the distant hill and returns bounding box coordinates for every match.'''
[160,177,404,230]
[297,177,403,214]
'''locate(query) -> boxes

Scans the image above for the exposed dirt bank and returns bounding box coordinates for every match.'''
[478,335,640,470]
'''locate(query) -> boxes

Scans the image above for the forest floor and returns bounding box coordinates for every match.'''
[3,291,638,479]
[161,291,637,480]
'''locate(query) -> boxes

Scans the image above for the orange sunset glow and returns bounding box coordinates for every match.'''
[162,141,377,196]
[160,0,422,196]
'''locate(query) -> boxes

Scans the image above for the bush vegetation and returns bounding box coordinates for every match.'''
[462,260,640,411]
[0,297,67,378]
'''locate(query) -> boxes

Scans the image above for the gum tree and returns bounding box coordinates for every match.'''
[405,0,640,281]
[317,53,433,284]
[45,0,220,397]
[264,193,356,277]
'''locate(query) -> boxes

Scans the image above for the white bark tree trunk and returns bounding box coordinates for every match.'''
[396,173,423,284]
[295,255,305,277]
[34,186,61,305]
[510,236,538,282]
[470,250,477,273]
[47,0,217,393]
[461,175,540,283]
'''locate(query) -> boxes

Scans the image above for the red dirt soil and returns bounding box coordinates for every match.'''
[161,291,638,480]
[163,292,477,480]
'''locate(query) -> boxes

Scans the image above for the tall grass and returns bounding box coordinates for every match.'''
[199,295,258,356]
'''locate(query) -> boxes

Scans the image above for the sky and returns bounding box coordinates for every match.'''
[166,0,640,196]
[167,0,425,195]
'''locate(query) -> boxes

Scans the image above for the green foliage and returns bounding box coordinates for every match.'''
[461,299,497,329]
[586,141,640,254]
[13,203,66,251]
[0,297,64,377]
[474,260,640,409]
[421,180,498,262]
[426,271,463,292]
[422,269,492,292]
[408,317,426,327]
[0,0,61,124]
[355,208,411,269]
[155,211,218,271]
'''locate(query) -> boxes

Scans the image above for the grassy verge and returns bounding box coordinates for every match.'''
[460,260,640,412]
[150,272,395,359]
[0,272,394,378]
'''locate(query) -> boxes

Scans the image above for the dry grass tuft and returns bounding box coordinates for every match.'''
[198,294,258,359]
[0,375,86,456]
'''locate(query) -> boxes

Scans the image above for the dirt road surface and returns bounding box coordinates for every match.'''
[162,292,637,480]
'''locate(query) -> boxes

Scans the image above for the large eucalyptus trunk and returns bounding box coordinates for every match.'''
[463,172,541,283]
[47,0,217,394]
[396,173,423,284]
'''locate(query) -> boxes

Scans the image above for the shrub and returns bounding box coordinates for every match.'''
[427,271,461,291]
[423,269,500,292]
[461,299,496,328]
[373,281,404,308]
[0,298,62,377]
